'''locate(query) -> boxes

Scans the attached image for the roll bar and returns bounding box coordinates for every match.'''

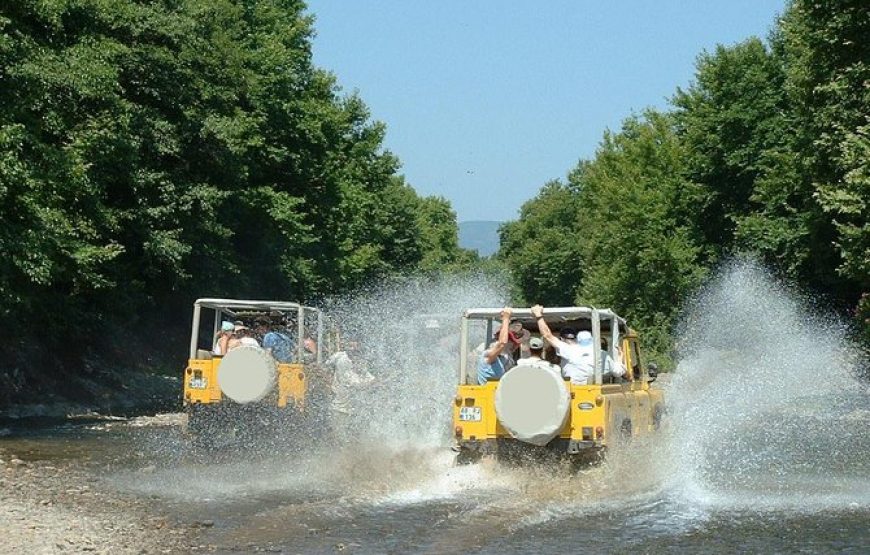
[189,298,323,361]
[458,306,625,385]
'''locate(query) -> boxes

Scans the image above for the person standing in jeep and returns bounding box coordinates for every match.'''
[532,305,595,385]
[476,307,514,384]
[258,317,295,363]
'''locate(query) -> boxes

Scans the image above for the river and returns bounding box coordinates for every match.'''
[2,263,868,553]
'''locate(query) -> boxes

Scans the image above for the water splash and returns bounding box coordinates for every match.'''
[663,259,870,511]
[324,272,507,449]
[120,262,869,526]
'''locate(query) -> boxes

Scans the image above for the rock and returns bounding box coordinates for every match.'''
[10,458,25,466]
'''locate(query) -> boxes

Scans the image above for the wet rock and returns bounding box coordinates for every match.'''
[10,458,25,467]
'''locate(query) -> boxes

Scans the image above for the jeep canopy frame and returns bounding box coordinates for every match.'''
[459,307,627,385]
[189,298,324,363]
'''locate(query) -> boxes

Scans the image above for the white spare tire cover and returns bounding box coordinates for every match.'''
[217,346,277,404]
[495,365,570,446]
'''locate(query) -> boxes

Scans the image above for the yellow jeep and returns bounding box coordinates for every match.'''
[183,298,331,444]
[452,307,664,464]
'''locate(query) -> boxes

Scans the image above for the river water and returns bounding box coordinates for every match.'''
[3,264,869,553]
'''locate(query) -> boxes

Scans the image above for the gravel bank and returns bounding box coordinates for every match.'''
[0,420,201,554]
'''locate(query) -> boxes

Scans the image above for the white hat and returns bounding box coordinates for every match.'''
[577,331,593,346]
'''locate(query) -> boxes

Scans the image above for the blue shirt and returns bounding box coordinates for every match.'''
[477,352,507,385]
[263,331,295,363]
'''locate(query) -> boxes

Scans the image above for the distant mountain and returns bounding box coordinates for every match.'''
[459,220,502,257]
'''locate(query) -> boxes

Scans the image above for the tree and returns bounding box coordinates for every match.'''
[499,181,583,306]
[570,112,708,362]
[672,38,787,257]
[0,0,470,402]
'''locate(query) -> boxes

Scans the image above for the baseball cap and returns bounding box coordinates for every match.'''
[221,321,234,332]
[529,336,544,350]
[577,330,593,346]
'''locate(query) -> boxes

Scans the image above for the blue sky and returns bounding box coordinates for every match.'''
[306,1,786,222]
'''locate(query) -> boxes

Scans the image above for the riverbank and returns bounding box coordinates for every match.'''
[0,445,195,553]
[0,370,180,421]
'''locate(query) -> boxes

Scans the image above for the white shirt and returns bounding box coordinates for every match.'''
[602,352,626,379]
[327,351,374,414]
[551,339,595,385]
[240,337,260,348]
[515,355,561,377]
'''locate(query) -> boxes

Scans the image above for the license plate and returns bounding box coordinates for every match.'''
[459,407,481,422]
[188,377,207,390]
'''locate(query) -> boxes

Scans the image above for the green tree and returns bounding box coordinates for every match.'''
[571,112,708,362]
[776,0,869,298]
[0,0,470,402]
[673,38,787,256]
[416,195,478,273]
[499,181,583,306]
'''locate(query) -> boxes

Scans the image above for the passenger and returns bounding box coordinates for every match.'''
[303,337,318,359]
[531,305,595,385]
[326,341,374,430]
[510,320,531,358]
[601,339,627,381]
[514,336,561,376]
[258,318,295,363]
[227,324,260,351]
[476,307,513,385]
[213,321,234,356]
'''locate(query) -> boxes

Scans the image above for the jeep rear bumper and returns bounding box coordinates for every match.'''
[455,437,604,464]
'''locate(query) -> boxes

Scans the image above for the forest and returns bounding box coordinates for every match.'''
[500,0,869,366]
[0,0,475,405]
[0,0,866,405]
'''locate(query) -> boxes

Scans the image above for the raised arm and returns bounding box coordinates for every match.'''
[484,307,512,364]
[531,305,563,349]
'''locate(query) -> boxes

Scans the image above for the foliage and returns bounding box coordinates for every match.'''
[416,195,479,273]
[571,112,709,363]
[501,0,870,362]
[0,0,467,401]
[498,181,583,306]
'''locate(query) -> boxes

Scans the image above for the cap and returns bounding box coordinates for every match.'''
[577,330,593,346]
[529,336,544,350]
[221,321,235,332]
[560,327,577,340]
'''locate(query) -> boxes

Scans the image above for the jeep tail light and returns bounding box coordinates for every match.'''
[454,426,463,438]
[595,426,604,439]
